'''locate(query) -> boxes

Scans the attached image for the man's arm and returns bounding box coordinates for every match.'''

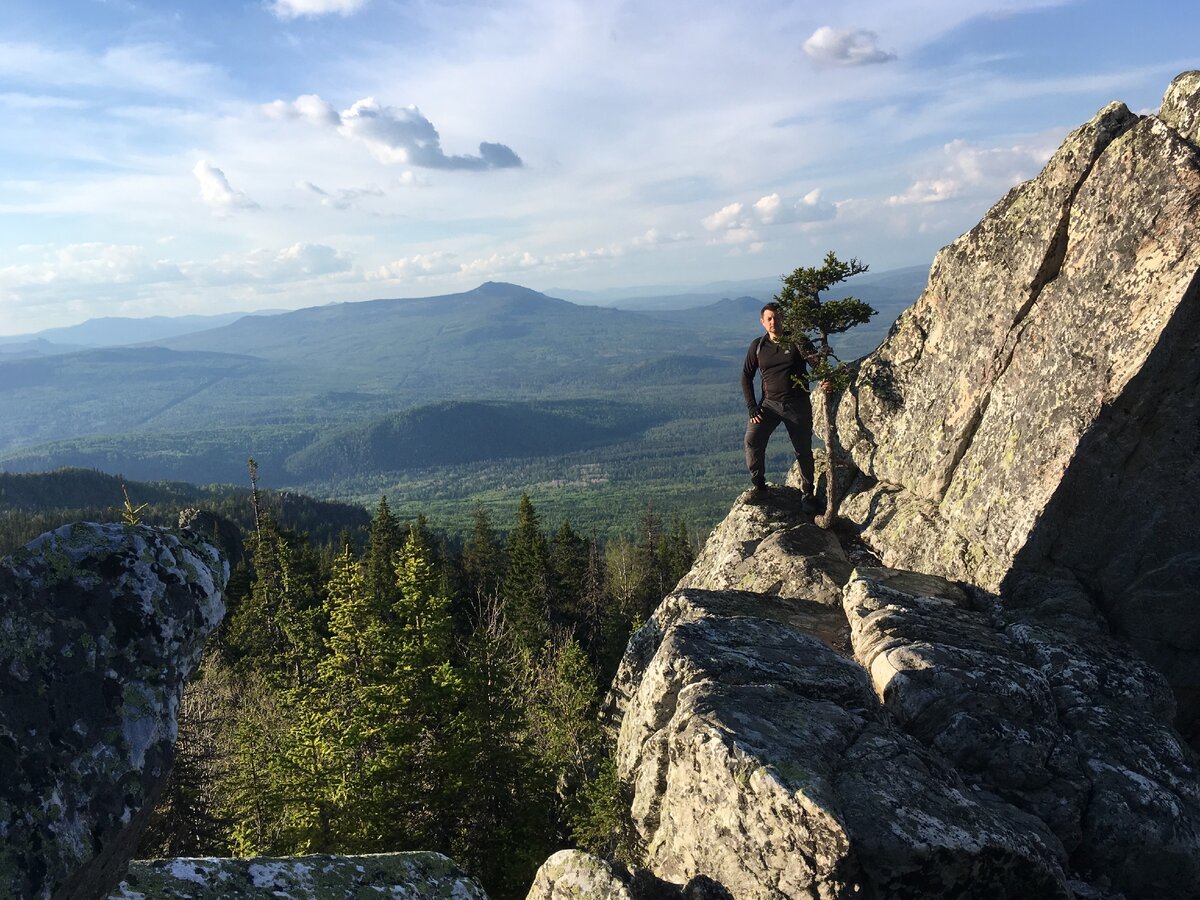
[741,339,760,414]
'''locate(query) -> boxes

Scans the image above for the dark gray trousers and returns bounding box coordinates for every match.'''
[745,397,815,491]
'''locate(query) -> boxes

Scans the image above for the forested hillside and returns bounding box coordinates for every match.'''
[130,493,690,899]
[0,469,368,556]
[0,272,925,538]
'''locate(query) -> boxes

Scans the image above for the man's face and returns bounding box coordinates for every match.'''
[761,308,783,337]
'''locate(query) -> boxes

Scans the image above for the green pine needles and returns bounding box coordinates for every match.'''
[773,251,877,527]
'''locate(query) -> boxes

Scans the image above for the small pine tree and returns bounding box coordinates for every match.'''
[773,251,877,527]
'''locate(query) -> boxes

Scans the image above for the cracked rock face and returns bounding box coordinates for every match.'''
[678,488,852,607]
[844,568,1200,899]
[612,587,1072,899]
[0,522,228,900]
[829,72,1200,730]
[108,852,486,899]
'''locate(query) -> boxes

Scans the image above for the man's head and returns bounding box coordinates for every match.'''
[760,302,784,339]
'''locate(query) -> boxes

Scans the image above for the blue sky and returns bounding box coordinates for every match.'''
[0,0,1196,335]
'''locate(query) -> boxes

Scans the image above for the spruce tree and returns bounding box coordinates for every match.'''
[548,519,588,633]
[384,524,462,849]
[773,251,877,527]
[462,501,505,604]
[365,495,403,612]
[502,495,552,655]
[450,600,554,898]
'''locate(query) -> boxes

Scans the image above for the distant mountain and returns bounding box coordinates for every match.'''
[547,264,929,312]
[0,338,90,359]
[0,277,926,490]
[0,309,287,349]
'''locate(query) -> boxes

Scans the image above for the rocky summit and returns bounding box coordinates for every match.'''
[823,70,1200,737]
[0,522,227,900]
[591,72,1200,900]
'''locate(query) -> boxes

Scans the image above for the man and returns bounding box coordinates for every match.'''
[741,302,819,512]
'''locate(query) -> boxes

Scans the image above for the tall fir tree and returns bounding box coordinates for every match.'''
[548,519,588,633]
[502,495,552,655]
[462,502,506,605]
[365,495,403,612]
[450,599,555,899]
[381,524,462,849]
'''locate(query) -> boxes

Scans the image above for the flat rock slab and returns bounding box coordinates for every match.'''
[844,567,1200,899]
[109,852,486,899]
[0,522,228,900]
[679,488,852,607]
[613,587,1071,899]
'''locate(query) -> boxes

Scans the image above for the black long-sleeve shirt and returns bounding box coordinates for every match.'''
[741,335,813,414]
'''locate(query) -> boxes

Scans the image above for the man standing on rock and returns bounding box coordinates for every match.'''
[742,302,819,512]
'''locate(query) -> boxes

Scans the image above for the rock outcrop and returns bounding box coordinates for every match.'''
[610,587,1073,898]
[824,71,1200,732]
[602,72,1200,900]
[526,851,634,900]
[845,568,1200,897]
[0,522,228,900]
[677,487,851,607]
[108,852,486,899]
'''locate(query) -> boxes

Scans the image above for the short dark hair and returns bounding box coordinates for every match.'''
[760,302,780,317]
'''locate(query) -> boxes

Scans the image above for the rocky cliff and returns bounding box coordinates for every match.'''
[579,72,1200,900]
[826,71,1200,737]
[0,522,228,900]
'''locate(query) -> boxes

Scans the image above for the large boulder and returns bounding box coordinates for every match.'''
[525,851,633,900]
[827,72,1200,731]
[677,487,852,607]
[612,588,1071,898]
[108,852,486,899]
[0,522,228,900]
[844,567,1200,898]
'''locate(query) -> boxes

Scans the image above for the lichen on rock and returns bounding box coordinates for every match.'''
[108,852,486,900]
[0,522,228,900]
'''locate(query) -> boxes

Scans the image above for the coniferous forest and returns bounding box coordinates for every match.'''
[132,493,692,899]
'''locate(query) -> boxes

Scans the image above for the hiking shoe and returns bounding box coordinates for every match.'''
[747,483,769,502]
[800,492,820,515]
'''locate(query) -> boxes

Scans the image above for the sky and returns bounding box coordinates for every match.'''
[0,0,1197,336]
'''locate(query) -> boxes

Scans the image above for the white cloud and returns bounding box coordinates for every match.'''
[265,94,523,170]
[802,26,896,66]
[887,136,1058,205]
[369,251,460,281]
[0,243,184,292]
[192,160,258,212]
[299,180,386,209]
[631,228,690,247]
[702,190,835,245]
[198,242,353,284]
[270,0,369,19]
[753,190,836,225]
[702,202,745,232]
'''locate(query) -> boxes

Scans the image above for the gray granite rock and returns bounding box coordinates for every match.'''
[678,487,852,607]
[109,852,486,899]
[612,587,1071,899]
[526,851,633,900]
[823,74,1200,731]
[0,523,228,900]
[843,567,1200,899]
